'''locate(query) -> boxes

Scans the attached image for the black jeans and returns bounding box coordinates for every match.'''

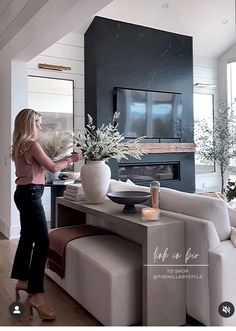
[11,184,49,294]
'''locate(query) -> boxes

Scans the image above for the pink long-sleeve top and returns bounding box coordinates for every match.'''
[15,140,67,185]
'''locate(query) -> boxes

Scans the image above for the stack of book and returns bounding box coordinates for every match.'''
[63,183,86,202]
[52,178,75,185]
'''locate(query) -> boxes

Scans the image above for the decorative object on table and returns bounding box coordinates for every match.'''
[150,180,160,208]
[195,100,236,193]
[45,156,61,182]
[72,112,145,203]
[107,191,150,213]
[149,180,161,220]
[37,126,73,182]
[79,160,111,203]
[52,178,75,185]
[141,207,160,221]
[60,171,80,180]
[63,183,86,202]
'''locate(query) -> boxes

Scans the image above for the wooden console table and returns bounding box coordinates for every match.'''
[56,197,186,326]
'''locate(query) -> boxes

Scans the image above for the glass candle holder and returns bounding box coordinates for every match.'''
[150,180,160,209]
[141,207,160,221]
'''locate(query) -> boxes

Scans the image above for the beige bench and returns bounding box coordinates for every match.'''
[46,234,142,325]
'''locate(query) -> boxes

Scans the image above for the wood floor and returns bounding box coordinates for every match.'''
[0,232,202,327]
[0,233,100,326]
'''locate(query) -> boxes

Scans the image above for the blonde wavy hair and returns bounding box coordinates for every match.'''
[11,108,41,161]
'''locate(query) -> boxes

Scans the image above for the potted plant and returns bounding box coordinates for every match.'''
[72,112,145,203]
[195,101,236,193]
[225,179,236,201]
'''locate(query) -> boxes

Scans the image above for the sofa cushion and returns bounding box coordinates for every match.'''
[160,187,231,241]
[109,179,150,193]
[209,240,236,326]
[198,191,236,228]
[230,227,236,247]
[227,206,236,227]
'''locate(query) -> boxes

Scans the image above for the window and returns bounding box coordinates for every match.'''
[28,76,73,131]
[227,61,236,167]
[194,93,215,173]
[227,61,236,106]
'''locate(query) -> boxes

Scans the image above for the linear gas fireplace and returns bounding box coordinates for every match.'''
[118,162,180,186]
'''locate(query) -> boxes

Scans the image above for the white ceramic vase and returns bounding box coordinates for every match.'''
[80,160,111,203]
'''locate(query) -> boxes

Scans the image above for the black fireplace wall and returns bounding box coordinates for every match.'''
[85,16,195,192]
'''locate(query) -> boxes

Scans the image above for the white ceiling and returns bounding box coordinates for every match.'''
[0,0,235,59]
[96,0,236,58]
[0,0,49,50]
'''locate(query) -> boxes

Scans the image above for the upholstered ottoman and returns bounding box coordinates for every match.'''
[46,234,142,326]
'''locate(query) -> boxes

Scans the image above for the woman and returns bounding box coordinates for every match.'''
[11,108,80,320]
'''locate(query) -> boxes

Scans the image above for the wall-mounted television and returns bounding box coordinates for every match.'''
[114,87,183,140]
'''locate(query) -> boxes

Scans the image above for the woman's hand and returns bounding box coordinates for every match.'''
[66,152,81,163]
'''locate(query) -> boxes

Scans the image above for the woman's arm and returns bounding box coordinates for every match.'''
[30,141,79,172]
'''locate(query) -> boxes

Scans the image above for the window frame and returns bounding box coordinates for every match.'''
[194,91,215,174]
[28,75,74,132]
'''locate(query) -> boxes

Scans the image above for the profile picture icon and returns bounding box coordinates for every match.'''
[9,301,25,317]
[13,305,20,314]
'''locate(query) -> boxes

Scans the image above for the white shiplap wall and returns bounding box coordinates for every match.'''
[27,32,85,221]
[193,56,221,192]
[28,31,85,136]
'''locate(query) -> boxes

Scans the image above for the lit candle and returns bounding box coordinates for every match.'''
[141,207,160,221]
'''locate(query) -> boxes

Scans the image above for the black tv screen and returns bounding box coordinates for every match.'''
[114,87,183,139]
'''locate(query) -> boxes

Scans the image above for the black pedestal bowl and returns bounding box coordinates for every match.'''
[107,191,151,213]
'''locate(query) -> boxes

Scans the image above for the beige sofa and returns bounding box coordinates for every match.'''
[110,181,236,326]
[159,187,236,326]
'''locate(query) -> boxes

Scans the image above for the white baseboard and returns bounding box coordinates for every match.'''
[0,217,21,239]
[9,224,21,239]
[0,217,50,239]
[0,217,8,237]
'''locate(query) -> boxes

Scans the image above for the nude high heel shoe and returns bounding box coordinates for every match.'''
[29,302,56,321]
[15,281,28,300]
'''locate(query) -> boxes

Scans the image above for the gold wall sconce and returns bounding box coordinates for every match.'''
[38,63,71,71]
[194,82,216,89]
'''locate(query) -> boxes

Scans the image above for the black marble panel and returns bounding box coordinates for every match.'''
[85,16,195,192]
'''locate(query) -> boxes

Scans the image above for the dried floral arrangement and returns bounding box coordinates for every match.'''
[37,127,72,158]
[72,112,145,161]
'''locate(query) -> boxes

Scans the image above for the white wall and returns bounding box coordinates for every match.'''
[27,31,85,166]
[193,56,221,192]
[28,33,84,123]
[0,59,14,236]
[218,43,236,101]
[218,42,236,185]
